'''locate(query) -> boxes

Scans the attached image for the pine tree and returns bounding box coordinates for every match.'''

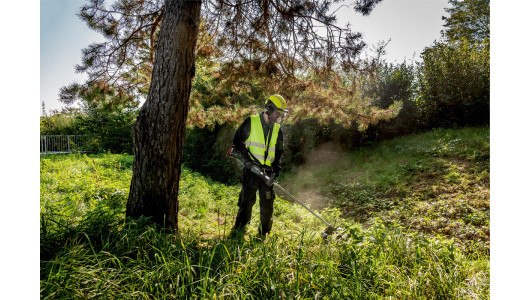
[65,0,384,230]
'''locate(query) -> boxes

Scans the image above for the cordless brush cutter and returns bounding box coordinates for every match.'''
[227,145,344,239]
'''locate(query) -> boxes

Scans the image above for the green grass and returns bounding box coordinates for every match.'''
[40,127,490,299]
[282,126,490,254]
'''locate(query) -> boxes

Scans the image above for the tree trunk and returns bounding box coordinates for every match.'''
[126,0,201,231]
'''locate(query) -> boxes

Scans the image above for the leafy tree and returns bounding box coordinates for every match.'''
[68,0,385,229]
[40,104,137,153]
[416,38,489,127]
[62,0,392,129]
[59,0,163,107]
[415,0,489,128]
[442,0,489,43]
[362,61,417,136]
[40,108,83,135]
[75,103,138,154]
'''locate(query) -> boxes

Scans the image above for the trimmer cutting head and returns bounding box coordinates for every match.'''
[321,225,344,239]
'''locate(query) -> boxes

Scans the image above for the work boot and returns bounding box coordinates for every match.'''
[253,233,267,242]
[228,227,246,240]
[258,219,272,237]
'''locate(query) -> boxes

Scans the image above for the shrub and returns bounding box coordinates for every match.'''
[363,62,419,139]
[40,108,83,135]
[416,38,490,128]
[182,123,241,184]
[75,105,138,154]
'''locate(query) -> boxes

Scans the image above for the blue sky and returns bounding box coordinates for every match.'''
[40,0,451,114]
[41,0,104,113]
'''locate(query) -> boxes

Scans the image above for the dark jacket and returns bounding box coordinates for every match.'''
[233,112,283,176]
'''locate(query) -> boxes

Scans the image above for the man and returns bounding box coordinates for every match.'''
[230,94,288,239]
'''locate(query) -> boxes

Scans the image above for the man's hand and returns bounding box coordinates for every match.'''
[272,165,281,178]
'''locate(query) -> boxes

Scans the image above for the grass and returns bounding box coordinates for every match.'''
[282,126,490,254]
[40,127,490,299]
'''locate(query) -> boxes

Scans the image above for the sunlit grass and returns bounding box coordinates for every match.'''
[282,127,489,253]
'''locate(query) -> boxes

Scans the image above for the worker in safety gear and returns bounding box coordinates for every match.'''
[229,94,288,238]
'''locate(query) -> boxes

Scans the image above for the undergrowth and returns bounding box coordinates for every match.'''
[41,127,490,299]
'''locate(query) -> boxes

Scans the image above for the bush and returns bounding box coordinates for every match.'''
[40,105,138,154]
[75,106,138,154]
[416,39,490,128]
[182,123,241,184]
[362,62,419,139]
[40,108,83,135]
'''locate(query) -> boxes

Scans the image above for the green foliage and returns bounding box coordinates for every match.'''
[283,119,332,167]
[411,0,489,129]
[363,62,415,111]
[54,0,490,156]
[40,108,83,135]
[66,0,394,131]
[75,105,138,154]
[40,104,137,154]
[416,38,489,128]
[362,62,419,137]
[281,119,362,168]
[442,0,490,43]
[41,152,489,299]
[274,61,416,173]
[182,123,241,184]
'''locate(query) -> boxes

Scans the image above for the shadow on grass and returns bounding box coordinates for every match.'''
[41,194,267,267]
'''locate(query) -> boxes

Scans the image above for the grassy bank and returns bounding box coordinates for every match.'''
[40,127,489,299]
[283,126,489,254]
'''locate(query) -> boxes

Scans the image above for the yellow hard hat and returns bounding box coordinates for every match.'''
[265,94,288,113]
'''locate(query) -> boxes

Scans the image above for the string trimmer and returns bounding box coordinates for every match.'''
[227,145,344,239]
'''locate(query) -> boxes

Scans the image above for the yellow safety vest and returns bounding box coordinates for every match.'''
[245,115,280,167]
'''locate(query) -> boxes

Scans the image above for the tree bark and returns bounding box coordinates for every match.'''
[126,0,201,231]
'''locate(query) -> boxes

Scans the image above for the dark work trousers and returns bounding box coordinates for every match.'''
[232,168,275,235]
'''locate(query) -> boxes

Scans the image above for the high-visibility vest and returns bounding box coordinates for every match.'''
[245,115,280,167]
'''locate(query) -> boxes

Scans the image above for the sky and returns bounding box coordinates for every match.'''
[334,0,449,63]
[41,0,104,114]
[40,0,451,114]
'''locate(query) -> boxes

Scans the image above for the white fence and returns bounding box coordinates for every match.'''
[40,135,92,154]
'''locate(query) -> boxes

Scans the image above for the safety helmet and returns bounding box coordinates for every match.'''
[264,94,288,114]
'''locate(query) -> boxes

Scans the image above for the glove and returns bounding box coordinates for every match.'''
[272,165,281,179]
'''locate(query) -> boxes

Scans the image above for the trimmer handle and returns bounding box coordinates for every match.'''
[227,145,274,186]
[249,164,275,186]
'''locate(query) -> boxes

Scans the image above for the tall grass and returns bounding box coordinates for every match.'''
[41,129,489,299]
